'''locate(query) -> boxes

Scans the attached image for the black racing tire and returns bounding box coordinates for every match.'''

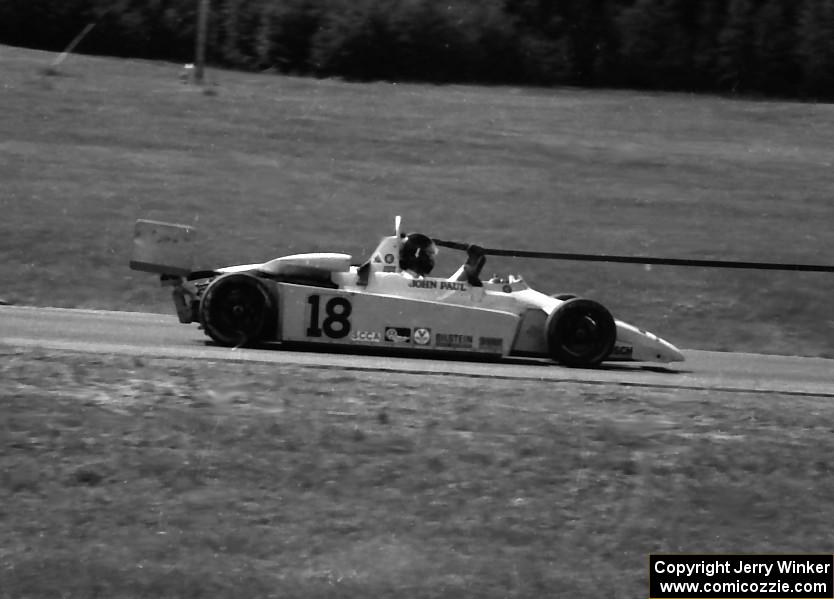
[545,298,616,368]
[199,273,276,347]
[551,293,578,301]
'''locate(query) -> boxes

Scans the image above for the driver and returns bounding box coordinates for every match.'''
[399,233,437,278]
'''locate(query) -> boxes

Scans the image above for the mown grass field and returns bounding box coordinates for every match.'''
[2,348,834,598]
[2,44,833,356]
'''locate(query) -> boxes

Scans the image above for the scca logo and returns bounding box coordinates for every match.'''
[351,331,381,343]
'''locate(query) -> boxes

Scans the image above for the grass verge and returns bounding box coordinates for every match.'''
[2,347,834,598]
[1,44,833,355]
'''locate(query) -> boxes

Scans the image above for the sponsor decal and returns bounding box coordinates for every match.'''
[479,336,503,352]
[407,279,468,291]
[409,279,437,289]
[384,327,411,343]
[383,265,397,272]
[412,327,431,346]
[436,333,473,349]
[373,255,382,263]
[611,345,633,358]
[384,253,395,264]
[502,284,513,293]
[351,330,382,343]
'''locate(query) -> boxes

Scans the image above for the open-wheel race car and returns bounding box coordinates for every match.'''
[130,217,684,368]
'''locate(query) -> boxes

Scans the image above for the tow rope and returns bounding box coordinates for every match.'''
[431,239,834,273]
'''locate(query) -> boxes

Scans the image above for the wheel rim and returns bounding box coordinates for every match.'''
[560,313,604,358]
[211,284,265,340]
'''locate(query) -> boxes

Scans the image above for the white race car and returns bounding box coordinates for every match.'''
[130,218,683,367]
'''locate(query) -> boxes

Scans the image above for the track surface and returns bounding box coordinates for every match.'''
[2,306,832,397]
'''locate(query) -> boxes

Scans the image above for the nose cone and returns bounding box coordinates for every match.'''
[613,320,685,364]
[656,337,685,363]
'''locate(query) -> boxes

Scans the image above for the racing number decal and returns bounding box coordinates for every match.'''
[306,295,352,339]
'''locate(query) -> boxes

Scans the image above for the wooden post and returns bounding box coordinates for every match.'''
[52,22,97,67]
[194,0,209,84]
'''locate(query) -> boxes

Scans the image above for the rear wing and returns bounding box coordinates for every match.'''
[129,219,195,276]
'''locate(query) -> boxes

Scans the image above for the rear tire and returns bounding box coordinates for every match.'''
[199,273,276,347]
[546,298,616,368]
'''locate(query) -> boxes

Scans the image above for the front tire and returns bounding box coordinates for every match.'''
[546,298,616,368]
[199,273,276,347]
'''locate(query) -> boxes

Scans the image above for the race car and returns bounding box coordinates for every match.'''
[130,218,684,367]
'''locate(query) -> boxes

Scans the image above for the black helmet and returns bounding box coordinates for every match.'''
[399,233,437,276]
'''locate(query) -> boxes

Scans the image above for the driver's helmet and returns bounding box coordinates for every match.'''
[399,233,437,276]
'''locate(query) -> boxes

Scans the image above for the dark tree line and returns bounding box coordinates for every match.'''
[2,0,833,99]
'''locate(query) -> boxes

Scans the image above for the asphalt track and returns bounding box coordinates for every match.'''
[2,306,833,397]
